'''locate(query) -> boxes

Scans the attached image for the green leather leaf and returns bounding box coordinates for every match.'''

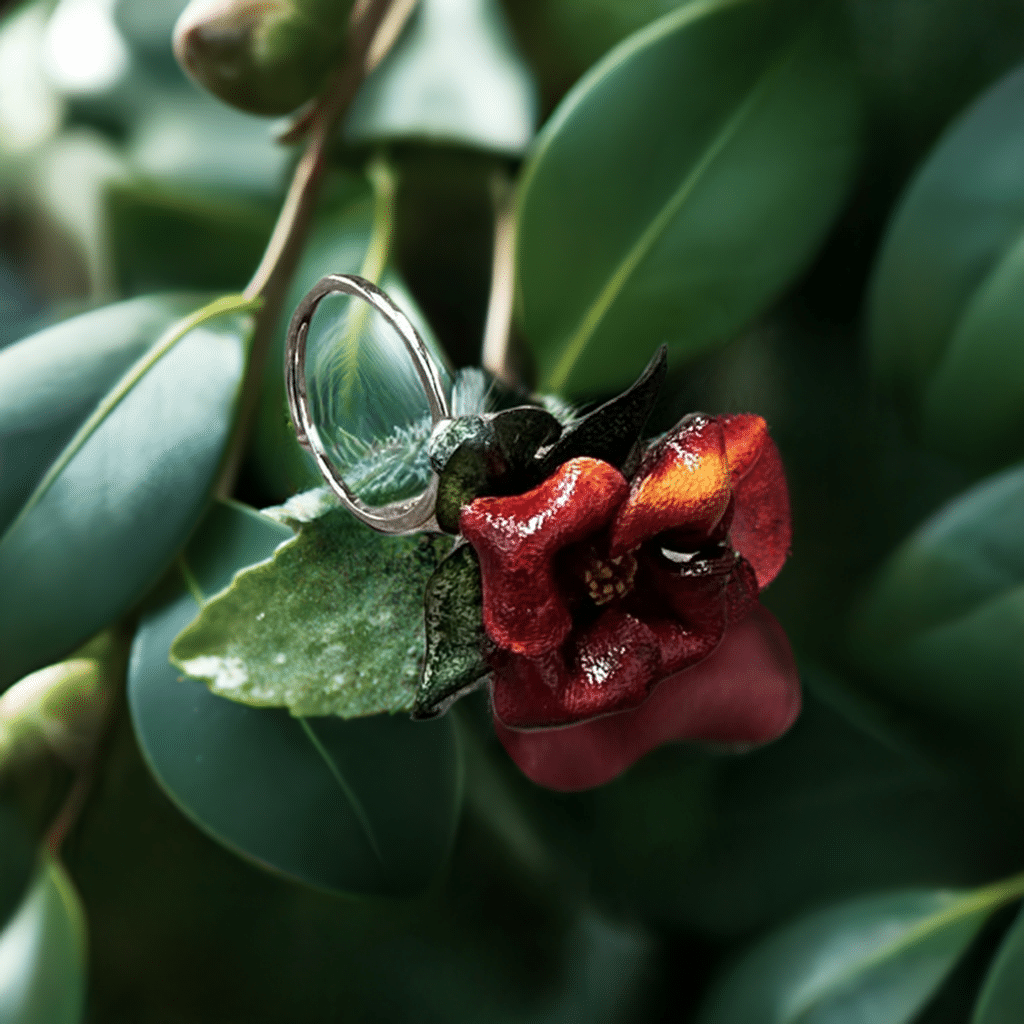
[414,543,489,719]
[869,64,1024,467]
[344,0,538,155]
[171,490,452,717]
[0,858,87,1024]
[0,297,251,689]
[697,885,1008,1024]
[516,0,861,396]
[0,293,200,534]
[130,499,462,897]
[850,463,1024,791]
[972,904,1024,1024]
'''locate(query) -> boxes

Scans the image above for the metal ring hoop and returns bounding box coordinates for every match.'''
[285,274,450,535]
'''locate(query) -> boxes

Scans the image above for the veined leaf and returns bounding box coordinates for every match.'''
[171,489,452,717]
[0,295,253,689]
[849,463,1024,791]
[516,0,861,396]
[697,880,1024,1024]
[129,499,462,897]
[869,64,1024,467]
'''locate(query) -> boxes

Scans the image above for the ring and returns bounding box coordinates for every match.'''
[284,274,450,535]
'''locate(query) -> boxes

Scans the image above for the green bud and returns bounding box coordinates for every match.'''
[173,0,356,116]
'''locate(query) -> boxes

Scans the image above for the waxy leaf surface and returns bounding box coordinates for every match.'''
[516,0,860,395]
[972,904,1024,1024]
[345,0,538,155]
[850,463,1024,791]
[130,500,462,896]
[870,65,1024,467]
[0,298,249,689]
[171,489,452,717]
[0,858,87,1024]
[697,886,1000,1024]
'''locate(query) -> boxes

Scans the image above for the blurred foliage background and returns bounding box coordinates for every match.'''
[5,0,1024,1020]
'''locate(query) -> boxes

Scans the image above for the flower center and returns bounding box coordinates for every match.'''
[582,552,638,606]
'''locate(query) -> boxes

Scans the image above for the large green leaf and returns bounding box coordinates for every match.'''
[171,489,451,716]
[129,499,462,897]
[0,293,199,534]
[849,463,1024,791]
[344,0,538,155]
[972,904,1024,1024]
[515,0,861,396]
[0,297,252,689]
[697,883,1015,1024]
[0,857,87,1024]
[869,65,1024,467]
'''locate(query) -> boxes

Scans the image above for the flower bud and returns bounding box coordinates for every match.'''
[173,0,354,116]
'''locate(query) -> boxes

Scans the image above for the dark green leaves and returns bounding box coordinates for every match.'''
[973,905,1024,1023]
[698,885,1010,1024]
[869,65,1024,467]
[0,858,87,1024]
[0,295,252,689]
[414,544,490,719]
[516,0,861,396]
[171,491,451,717]
[850,464,1024,789]
[345,0,538,154]
[130,500,462,896]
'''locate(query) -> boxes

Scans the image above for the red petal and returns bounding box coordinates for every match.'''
[491,610,661,728]
[609,415,731,557]
[718,414,791,589]
[493,606,801,791]
[460,458,628,656]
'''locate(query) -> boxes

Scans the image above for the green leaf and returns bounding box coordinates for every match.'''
[129,499,462,896]
[697,881,1021,1024]
[516,0,861,396]
[171,490,452,716]
[869,65,1024,467]
[0,293,200,535]
[973,905,1024,1024]
[344,0,538,155]
[849,463,1024,790]
[414,544,489,719]
[0,857,87,1024]
[0,296,252,690]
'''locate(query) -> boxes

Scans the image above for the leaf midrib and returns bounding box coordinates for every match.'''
[787,876,1024,1022]
[543,25,800,393]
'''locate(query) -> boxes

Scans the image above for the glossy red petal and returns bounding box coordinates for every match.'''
[491,609,661,728]
[718,414,791,589]
[493,606,801,791]
[609,415,731,557]
[460,458,628,656]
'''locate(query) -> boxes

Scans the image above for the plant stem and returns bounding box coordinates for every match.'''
[480,166,518,385]
[215,0,415,499]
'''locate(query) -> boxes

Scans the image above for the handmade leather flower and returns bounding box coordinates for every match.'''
[414,348,799,790]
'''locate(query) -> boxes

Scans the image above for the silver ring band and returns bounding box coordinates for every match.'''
[284,274,450,534]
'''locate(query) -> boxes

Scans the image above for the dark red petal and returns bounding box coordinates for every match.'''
[460,458,628,656]
[491,610,661,728]
[609,415,731,557]
[718,414,791,589]
[493,606,801,791]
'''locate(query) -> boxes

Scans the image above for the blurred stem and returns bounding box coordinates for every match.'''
[481,166,517,386]
[215,0,416,499]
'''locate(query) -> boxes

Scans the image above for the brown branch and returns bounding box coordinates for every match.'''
[480,167,518,386]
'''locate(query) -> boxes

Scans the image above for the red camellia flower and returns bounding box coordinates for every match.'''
[458,412,799,791]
